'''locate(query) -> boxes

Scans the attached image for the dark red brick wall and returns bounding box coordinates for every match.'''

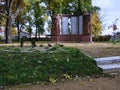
[51,15,60,36]
[83,14,92,35]
[51,35,92,42]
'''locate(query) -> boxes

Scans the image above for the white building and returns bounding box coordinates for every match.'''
[0,27,5,40]
[0,27,30,40]
[13,31,30,40]
[20,31,30,38]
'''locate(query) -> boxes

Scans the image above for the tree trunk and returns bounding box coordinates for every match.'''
[35,26,38,39]
[17,19,20,42]
[29,31,31,39]
[5,17,12,43]
[38,32,40,38]
[5,0,21,43]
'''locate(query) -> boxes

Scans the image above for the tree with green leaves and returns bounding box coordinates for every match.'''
[21,0,45,39]
[49,0,92,16]
[14,8,28,41]
[0,0,41,43]
[0,0,26,43]
[24,6,33,38]
[32,1,45,38]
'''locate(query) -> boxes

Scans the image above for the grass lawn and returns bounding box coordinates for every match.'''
[1,42,120,58]
[0,44,102,86]
[61,42,120,58]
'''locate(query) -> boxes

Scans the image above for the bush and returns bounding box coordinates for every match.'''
[93,35,111,41]
[0,35,4,40]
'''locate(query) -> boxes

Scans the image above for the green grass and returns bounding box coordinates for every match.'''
[0,45,102,86]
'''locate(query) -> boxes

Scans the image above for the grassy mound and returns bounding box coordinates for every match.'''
[0,44,102,85]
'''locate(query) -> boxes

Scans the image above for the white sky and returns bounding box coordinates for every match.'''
[92,0,120,35]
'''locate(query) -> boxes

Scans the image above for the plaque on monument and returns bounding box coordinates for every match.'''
[71,17,77,34]
[61,17,68,35]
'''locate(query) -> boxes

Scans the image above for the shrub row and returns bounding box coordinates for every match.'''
[93,35,111,41]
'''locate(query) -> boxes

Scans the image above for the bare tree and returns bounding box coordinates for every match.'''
[108,18,119,41]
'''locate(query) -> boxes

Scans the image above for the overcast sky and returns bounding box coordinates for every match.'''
[92,0,120,35]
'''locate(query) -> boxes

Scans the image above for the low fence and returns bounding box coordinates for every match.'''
[20,38,51,47]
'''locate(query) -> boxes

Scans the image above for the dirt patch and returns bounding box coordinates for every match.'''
[6,74,120,90]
